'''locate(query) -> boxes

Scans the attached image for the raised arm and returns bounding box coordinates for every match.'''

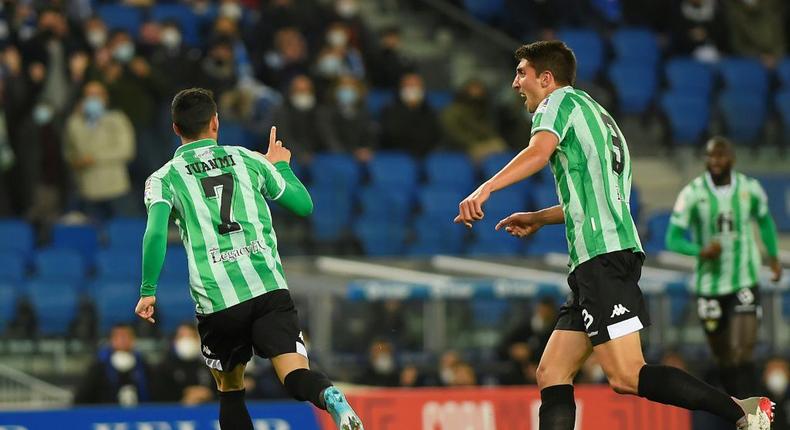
[257,126,313,217]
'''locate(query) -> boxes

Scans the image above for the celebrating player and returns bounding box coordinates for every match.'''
[134,88,363,430]
[666,136,782,398]
[454,41,773,430]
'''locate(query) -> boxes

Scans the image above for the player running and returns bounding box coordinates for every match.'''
[666,136,782,398]
[454,41,773,429]
[134,88,363,430]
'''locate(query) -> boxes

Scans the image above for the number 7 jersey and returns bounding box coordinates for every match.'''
[531,86,643,272]
[144,138,290,314]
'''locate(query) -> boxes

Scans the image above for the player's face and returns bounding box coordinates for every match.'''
[705,143,734,179]
[512,59,543,113]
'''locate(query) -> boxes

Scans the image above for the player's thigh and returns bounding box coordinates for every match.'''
[210,363,246,392]
[250,290,308,363]
[271,352,310,384]
[593,331,645,395]
[536,330,593,388]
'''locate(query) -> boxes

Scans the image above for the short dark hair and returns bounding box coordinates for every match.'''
[171,88,217,139]
[514,41,576,86]
[706,136,734,154]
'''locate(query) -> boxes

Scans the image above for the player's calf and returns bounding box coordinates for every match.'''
[283,368,365,430]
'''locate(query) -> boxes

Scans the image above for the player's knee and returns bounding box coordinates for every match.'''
[605,370,639,395]
[536,363,573,389]
[212,366,246,392]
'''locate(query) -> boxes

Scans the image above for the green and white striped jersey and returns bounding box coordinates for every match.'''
[144,139,289,314]
[531,86,643,272]
[669,172,770,296]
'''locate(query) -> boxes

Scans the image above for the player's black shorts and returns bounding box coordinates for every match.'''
[697,286,761,334]
[196,289,306,372]
[555,249,651,346]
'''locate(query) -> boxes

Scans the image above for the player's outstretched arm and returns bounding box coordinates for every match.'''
[495,205,564,238]
[262,126,313,216]
[664,223,701,257]
[756,213,782,282]
[454,131,558,228]
[135,201,170,323]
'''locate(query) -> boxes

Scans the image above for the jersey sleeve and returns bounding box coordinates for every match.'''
[143,170,174,211]
[748,178,770,218]
[531,91,573,142]
[244,149,288,200]
[669,185,695,229]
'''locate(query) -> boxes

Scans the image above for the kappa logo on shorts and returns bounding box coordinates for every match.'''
[610,304,630,318]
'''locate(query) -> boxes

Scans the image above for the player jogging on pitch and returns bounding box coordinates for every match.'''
[454,41,774,430]
[666,136,782,398]
[134,88,363,430]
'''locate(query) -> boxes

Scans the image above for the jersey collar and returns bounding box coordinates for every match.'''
[174,138,217,157]
[704,171,737,196]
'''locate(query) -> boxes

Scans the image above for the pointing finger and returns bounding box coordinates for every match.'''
[269,126,277,147]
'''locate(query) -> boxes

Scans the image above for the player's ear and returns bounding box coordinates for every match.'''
[172,123,181,137]
[211,113,219,132]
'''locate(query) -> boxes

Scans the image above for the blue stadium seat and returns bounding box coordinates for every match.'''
[480,151,517,179]
[358,185,414,220]
[484,188,527,215]
[27,280,79,336]
[96,249,140,281]
[0,219,34,256]
[407,215,466,256]
[34,249,86,282]
[665,58,715,98]
[426,90,453,111]
[754,175,790,232]
[645,211,672,253]
[0,252,27,283]
[161,246,189,282]
[424,151,474,189]
[310,187,353,242]
[106,218,146,250]
[353,218,407,256]
[718,90,767,143]
[776,91,790,131]
[611,28,659,65]
[418,186,466,219]
[156,281,197,333]
[219,121,254,149]
[524,223,568,256]
[151,3,201,47]
[309,153,361,189]
[52,224,99,262]
[463,0,505,22]
[367,152,419,190]
[0,284,17,331]
[93,280,139,333]
[532,184,558,209]
[660,92,710,144]
[778,58,790,88]
[608,62,658,114]
[718,58,768,95]
[366,89,395,119]
[98,5,143,38]
[558,29,604,82]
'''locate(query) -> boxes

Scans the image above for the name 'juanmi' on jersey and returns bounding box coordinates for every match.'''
[184,154,237,175]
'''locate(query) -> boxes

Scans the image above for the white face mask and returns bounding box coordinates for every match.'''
[531,314,546,332]
[440,367,455,385]
[174,337,201,361]
[589,364,606,382]
[327,30,348,48]
[32,104,54,125]
[111,351,136,372]
[291,93,315,111]
[161,28,181,49]
[400,86,424,104]
[766,371,789,396]
[86,29,107,48]
[336,0,358,18]
[220,2,243,20]
[372,354,395,374]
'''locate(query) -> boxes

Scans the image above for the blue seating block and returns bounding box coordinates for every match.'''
[418,186,466,219]
[661,92,710,143]
[608,62,658,114]
[0,219,34,256]
[611,28,659,65]
[645,211,672,253]
[35,249,86,282]
[27,280,78,336]
[152,281,196,333]
[161,246,189,282]
[718,57,768,95]
[94,280,139,333]
[558,29,604,82]
[106,218,146,250]
[719,90,767,142]
[310,187,353,242]
[0,252,26,283]
[424,152,474,189]
[310,153,361,188]
[52,224,99,262]
[368,152,418,190]
[665,58,715,98]
[359,185,414,220]
[98,5,143,38]
[96,249,140,281]
[353,218,407,256]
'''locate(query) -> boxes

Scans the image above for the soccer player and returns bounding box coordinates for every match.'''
[454,41,773,429]
[666,136,782,398]
[134,88,363,430]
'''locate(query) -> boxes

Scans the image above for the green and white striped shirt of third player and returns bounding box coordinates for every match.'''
[670,171,772,296]
[144,139,290,314]
[531,86,643,272]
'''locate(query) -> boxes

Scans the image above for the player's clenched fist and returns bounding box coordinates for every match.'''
[454,184,491,228]
[135,296,156,324]
[265,126,291,164]
[495,212,544,238]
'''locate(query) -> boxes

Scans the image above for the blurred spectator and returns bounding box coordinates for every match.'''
[218,78,283,138]
[358,339,400,387]
[137,20,162,58]
[196,37,238,99]
[271,75,327,162]
[74,324,153,405]
[449,361,478,387]
[435,350,461,387]
[148,21,201,93]
[496,91,533,150]
[366,299,418,349]
[498,296,557,366]
[81,16,108,53]
[499,341,538,385]
[326,0,374,58]
[366,27,414,89]
[313,22,365,85]
[763,358,790,430]
[661,350,689,371]
[152,324,214,405]
[317,74,375,161]
[724,0,786,68]
[248,0,326,53]
[400,364,426,387]
[379,73,441,157]
[441,79,507,162]
[64,80,135,221]
[255,27,311,91]
[669,0,728,62]
[211,15,254,81]
[0,77,13,216]
[244,356,291,400]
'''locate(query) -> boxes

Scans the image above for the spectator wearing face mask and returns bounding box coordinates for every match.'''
[152,324,215,405]
[271,75,326,162]
[669,0,729,62]
[74,324,153,405]
[196,37,238,99]
[254,27,311,91]
[434,350,461,387]
[317,74,375,161]
[358,340,400,387]
[313,22,365,85]
[82,16,109,53]
[763,358,790,430]
[211,15,254,81]
[327,0,374,58]
[64,80,136,220]
[441,79,507,162]
[149,21,201,93]
[380,73,441,158]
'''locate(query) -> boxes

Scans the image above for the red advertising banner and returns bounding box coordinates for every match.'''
[318,386,690,430]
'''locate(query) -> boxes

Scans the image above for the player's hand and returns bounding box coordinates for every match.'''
[454,183,491,228]
[264,126,291,164]
[769,258,783,283]
[495,211,544,238]
[699,241,722,260]
[134,296,156,324]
